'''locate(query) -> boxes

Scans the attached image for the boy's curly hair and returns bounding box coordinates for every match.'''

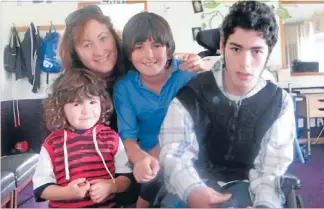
[221,1,278,54]
[43,69,113,132]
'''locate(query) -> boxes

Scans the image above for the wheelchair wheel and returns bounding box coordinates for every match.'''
[296,194,304,208]
[286,189,297,208]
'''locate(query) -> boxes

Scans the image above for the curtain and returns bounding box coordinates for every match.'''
[284,21,315,66]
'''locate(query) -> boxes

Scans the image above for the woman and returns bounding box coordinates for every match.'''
[58,5,204,206]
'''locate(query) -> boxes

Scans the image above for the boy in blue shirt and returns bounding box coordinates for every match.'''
[114,12,200,207]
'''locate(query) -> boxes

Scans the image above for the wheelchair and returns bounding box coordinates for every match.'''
[197,28,304,208]
[151,28,304,208]
[152,174,303,208]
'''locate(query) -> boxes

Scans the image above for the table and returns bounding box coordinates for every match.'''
[295,91,324,155]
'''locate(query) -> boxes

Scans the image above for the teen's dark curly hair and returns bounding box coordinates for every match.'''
[221,1,278,54]
[43,69,113,131]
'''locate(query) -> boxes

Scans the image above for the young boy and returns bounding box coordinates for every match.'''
[114,12,199,207]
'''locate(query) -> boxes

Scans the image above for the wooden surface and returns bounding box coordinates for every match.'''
[291,72,324,76]
[1,192,13,208]
[78,0,147,11]
[299,137,324,144]
[15,24,65,32]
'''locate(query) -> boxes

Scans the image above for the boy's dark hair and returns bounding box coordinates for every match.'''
[43,69,113,131]
[221,1,278,53]
[122,12,175,62]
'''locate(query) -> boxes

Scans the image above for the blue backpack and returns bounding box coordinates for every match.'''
[40,23,62,74]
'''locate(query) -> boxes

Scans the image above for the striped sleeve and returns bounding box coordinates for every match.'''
[249,90,295,208]
[159,98,207,202]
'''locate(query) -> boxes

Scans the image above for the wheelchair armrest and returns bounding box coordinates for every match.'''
[281,174,302,190]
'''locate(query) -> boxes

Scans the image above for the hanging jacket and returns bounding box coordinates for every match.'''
[20,22,42,93]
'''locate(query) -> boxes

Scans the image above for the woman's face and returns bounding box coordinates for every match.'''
[75,20,118,76]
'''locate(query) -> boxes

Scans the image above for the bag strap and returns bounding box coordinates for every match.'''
[12,26,21,47]
[49,21,56,33]
[8,24,16,47]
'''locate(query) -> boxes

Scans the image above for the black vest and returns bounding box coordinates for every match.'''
[176,71,282,182]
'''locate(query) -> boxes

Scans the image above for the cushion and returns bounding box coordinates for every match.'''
[1,171,15,199]
[1,153,39,186]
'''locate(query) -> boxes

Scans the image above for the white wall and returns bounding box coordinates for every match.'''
[148,1,205,54]
[1,0,323,101]
[1,1,78,101]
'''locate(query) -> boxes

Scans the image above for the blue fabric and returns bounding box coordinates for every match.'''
[75,129,86,134]
[40,31,62,73]
[114,57,197,151]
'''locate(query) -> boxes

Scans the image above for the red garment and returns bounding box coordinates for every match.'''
[43,123,119,208]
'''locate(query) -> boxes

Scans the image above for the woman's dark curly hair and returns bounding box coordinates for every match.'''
[221,1,278,54]
[43,69,113,132]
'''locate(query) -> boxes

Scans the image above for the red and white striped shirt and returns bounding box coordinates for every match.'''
[33,123,132,208]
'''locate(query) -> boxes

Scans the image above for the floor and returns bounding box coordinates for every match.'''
[18,145,324,208]
[288,144,324,208]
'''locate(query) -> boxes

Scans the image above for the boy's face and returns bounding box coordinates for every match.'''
[64,96,101,130]
[220,27,269,94]
[131,38,168,77]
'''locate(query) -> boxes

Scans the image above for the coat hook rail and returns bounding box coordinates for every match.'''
[15,24,66,32]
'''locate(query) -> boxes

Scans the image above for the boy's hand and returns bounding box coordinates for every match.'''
[133,155,160,183]
[89,179,116,203]
[66,178,90,200]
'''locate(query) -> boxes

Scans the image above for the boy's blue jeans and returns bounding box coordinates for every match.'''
[161,181,252,208]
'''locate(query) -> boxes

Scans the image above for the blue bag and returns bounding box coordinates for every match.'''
[40,22,62,73]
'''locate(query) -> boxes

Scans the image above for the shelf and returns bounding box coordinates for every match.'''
[291,72,324,77]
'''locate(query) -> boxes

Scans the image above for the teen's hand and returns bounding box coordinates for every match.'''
[179,53,205,72]
[133,155,160,183]
[66,178,90,200]
[89,179,116,203]
[187,187,232,208]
